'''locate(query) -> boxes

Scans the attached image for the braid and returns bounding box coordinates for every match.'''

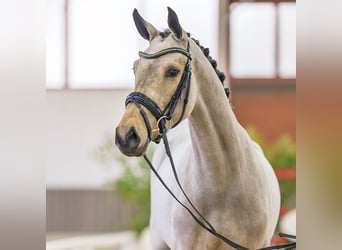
[190,37,226,86]
[160,30,229,97]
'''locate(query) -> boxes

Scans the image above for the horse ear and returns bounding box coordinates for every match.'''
[167,7,185,40]
[133,8,159,42]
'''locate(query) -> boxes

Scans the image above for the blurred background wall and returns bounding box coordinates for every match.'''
[46,0,295,235]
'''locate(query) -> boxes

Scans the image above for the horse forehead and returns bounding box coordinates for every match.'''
[145,35,186,53]
[136,60,159,79]
[134,36,188,81]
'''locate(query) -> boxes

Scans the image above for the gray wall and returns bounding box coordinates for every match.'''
[47,89,131,189]
[47,89,139,232]
[46,189,136,232]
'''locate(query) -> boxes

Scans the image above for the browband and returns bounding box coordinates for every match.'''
[139,47,191,60]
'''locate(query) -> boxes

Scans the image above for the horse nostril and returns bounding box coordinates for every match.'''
[126,127,140,148]
[115,127,123,146]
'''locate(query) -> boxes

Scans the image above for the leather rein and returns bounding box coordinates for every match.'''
[124,41,296,250]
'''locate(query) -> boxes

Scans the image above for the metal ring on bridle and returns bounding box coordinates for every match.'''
[156,115,170,135]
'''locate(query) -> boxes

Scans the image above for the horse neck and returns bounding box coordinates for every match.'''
[188,43,250,183]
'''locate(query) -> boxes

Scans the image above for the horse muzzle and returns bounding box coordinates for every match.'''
[115,126,148,156]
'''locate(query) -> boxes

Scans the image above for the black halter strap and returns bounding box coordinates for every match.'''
[125,42,192,143]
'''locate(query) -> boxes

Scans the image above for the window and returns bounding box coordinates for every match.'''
[228,0,296,83]
[46,0,218,89]
[279,3,296,78]
[68,0,139,89]
[47,0,139,89]
[47,0,65,89]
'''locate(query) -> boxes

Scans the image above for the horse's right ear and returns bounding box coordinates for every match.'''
[167,7,185,40]
[133,8,159,42]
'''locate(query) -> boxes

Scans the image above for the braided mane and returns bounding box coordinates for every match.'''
[160,30,229,97]
[190,38,226,86]
[160,30,226,85]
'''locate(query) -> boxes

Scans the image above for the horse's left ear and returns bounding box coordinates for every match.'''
[167,7,186,40]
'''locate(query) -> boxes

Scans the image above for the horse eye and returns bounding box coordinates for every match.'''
[165,68,179,78]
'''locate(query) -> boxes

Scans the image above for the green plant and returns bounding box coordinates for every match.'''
[246,126,296,209]
[94,134,153,234]
[106,150,153,234]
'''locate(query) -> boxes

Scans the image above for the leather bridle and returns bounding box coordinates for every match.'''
[125,41,192,143]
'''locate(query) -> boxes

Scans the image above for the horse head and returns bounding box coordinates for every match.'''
[115,7,197,156]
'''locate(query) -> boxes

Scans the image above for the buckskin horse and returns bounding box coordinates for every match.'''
[115,7,280,250]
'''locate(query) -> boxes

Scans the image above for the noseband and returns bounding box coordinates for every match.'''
[125,42,192,143]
